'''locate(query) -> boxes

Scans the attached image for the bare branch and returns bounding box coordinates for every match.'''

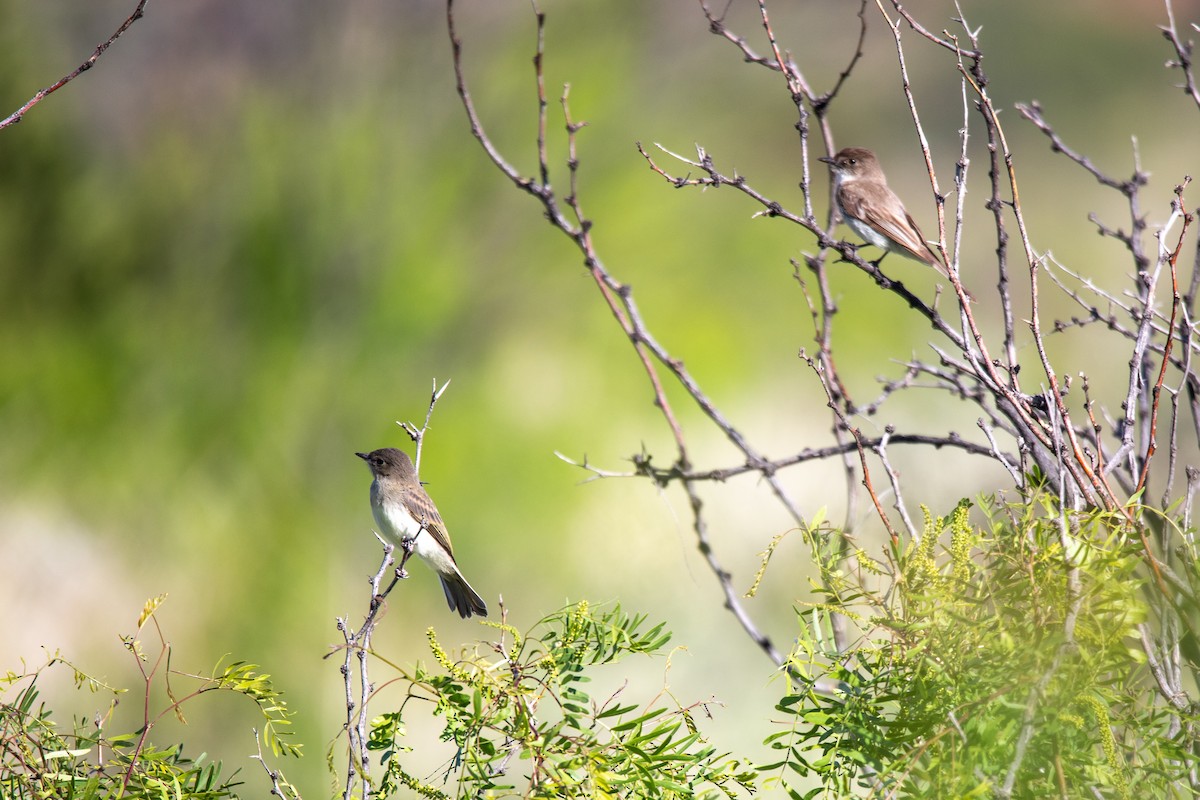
[1161,0,1200,113]
[1,1,152,131]
[399,378,451,473]
[885,0,981,58]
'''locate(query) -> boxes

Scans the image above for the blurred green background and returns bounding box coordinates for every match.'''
[2,0,1197,794]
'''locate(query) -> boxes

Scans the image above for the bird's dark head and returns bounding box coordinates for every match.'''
[356,447,415,480]
[818,146,880,179]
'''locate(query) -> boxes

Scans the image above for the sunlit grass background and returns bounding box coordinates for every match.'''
[1,0,1196,794]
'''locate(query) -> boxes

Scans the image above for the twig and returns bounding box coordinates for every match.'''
[979,419,1022,486]
[399,378,451,473]
[252,728,301,799]
[877,427,919,540]
[886,0,981,58]
[805,353,900,546]
[0,1,151,130]
[1136,190,1192,494]
[1160,0,1200,113]
[561,434,1007,486]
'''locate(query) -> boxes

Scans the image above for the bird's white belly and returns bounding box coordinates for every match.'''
[845,214,891,250]
[373,501,457,573]
[374,500,424,543]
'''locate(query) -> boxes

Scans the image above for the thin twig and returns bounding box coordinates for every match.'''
[1160,0,1200,113]
[400,378,451,473]
[877,428,919,540]
[252,728,301,799]
[1135,188,1191,494]
[1,1,152,131]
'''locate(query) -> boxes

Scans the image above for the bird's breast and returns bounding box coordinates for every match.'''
[372,497,425,545]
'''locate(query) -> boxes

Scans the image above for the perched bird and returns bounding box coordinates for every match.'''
[819,146,971,299]
[356,448,488,618]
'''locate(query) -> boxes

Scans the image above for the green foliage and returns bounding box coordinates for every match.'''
[6,509,1196,800]
[767,495,1198,798]
[0,661,239,800]
[365,602,758,799]
[0,596,299,799]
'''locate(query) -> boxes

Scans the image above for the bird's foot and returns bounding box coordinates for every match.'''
[395,539,416,579]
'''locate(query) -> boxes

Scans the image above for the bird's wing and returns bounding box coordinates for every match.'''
[403,485,457,560]
[845,188,946,272]
[898,210,949,275]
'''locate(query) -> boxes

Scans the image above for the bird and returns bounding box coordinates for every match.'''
[819,146,971,299]
[356,448,488,618]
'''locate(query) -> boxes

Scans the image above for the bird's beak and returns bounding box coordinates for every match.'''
[818,156,835,165]
[355,452,369,461]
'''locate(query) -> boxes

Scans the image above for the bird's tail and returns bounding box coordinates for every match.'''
[440,571,488,618]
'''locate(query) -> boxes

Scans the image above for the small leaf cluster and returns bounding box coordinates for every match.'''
[368,602,759,799]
